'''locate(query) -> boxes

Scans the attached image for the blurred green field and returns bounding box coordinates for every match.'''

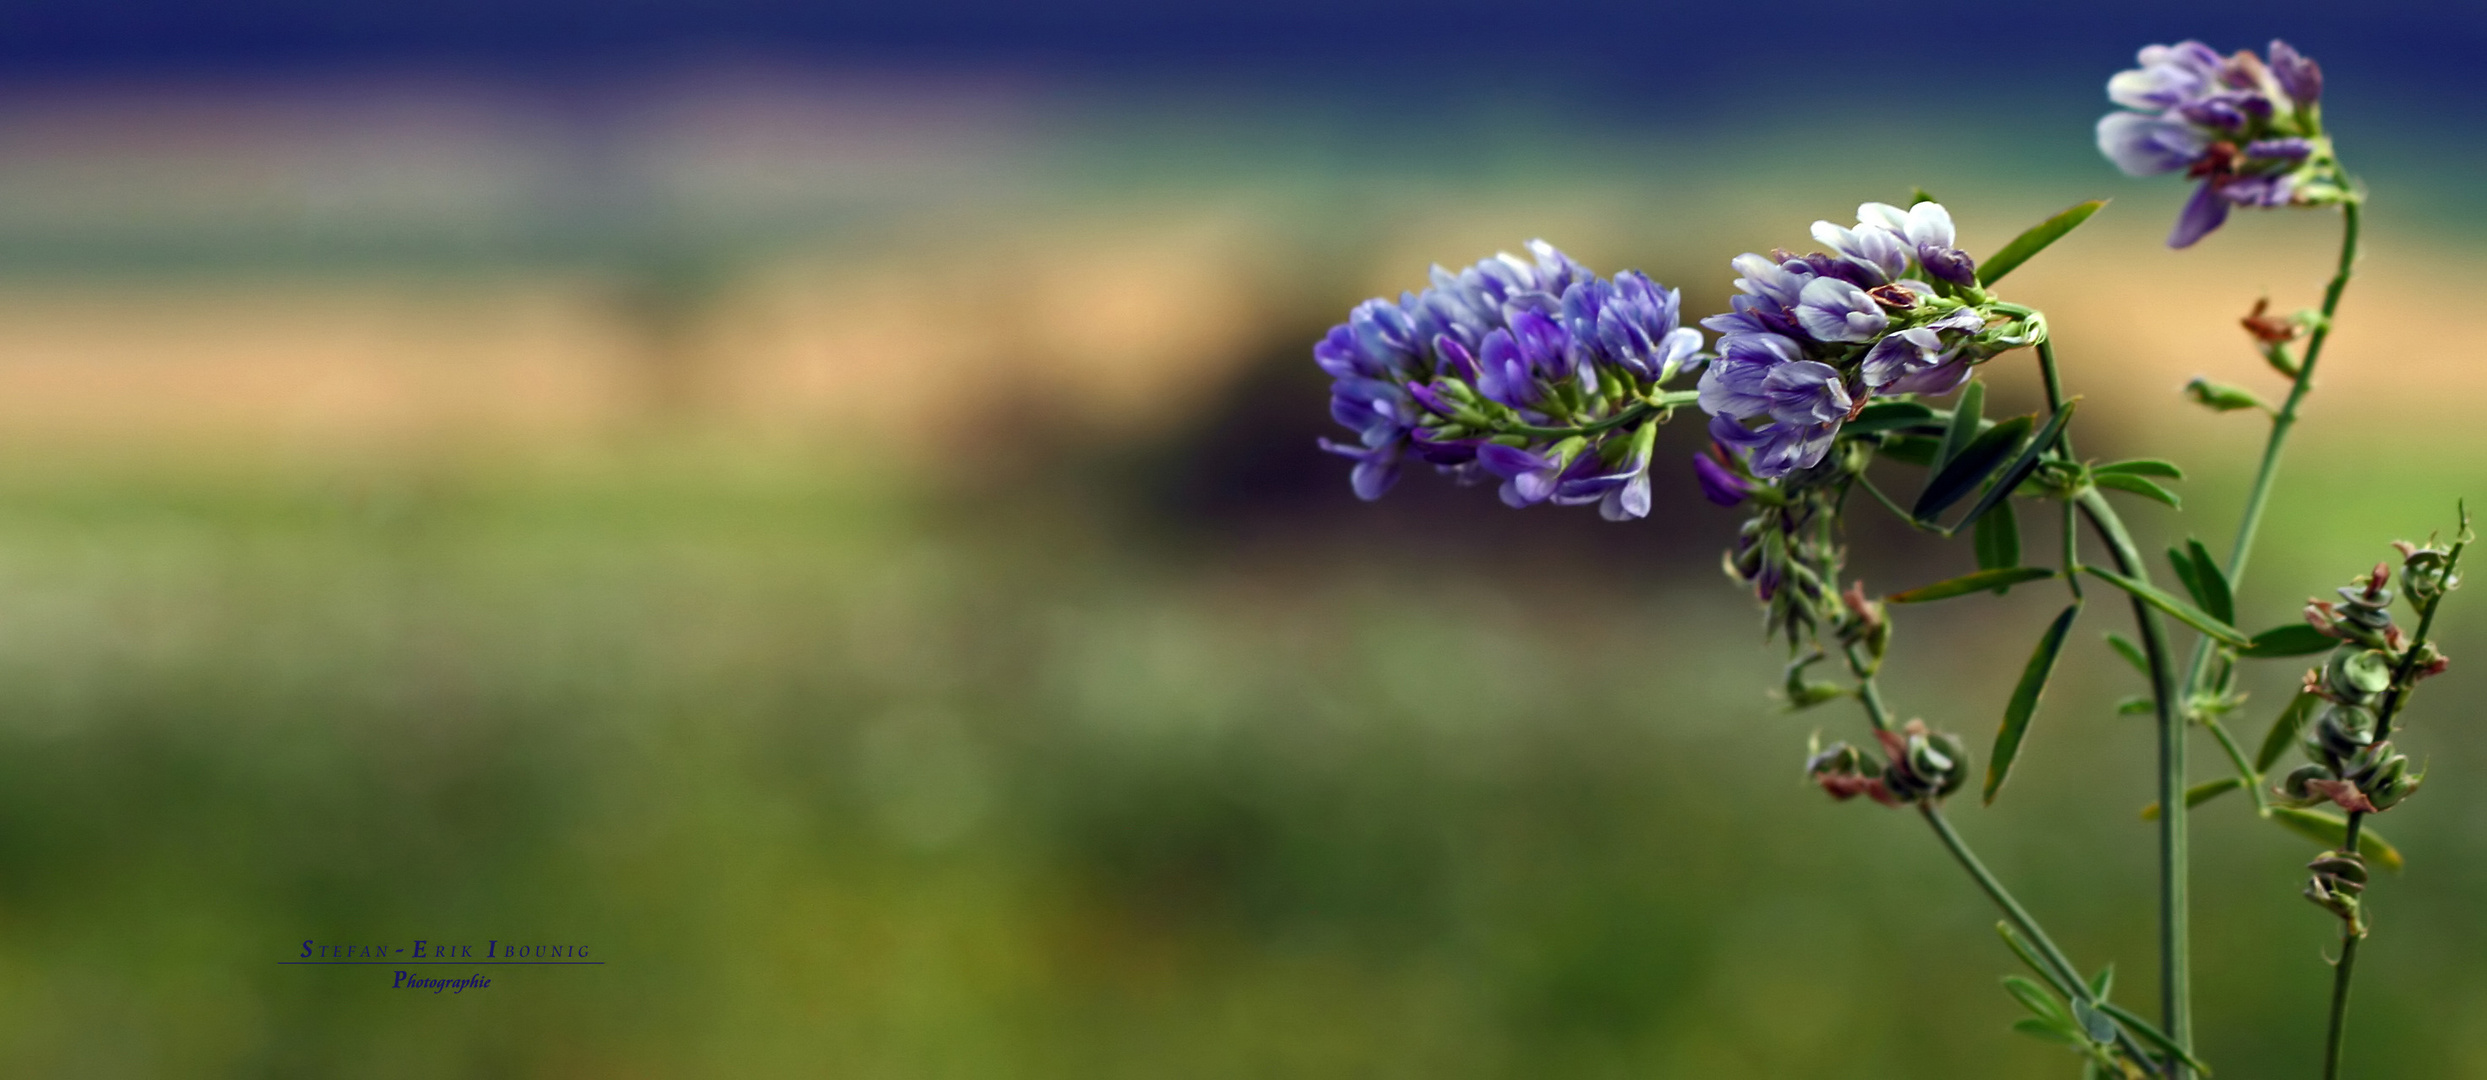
[0,436,2475,1078]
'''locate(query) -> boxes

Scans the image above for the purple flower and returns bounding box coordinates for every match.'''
[2098,112,2211,177]
[2268,39,2322,106]
[1692,447,1752,507]
[2098,39,2334,247]
[1795,278,1890,344]
[2107,41,2224,112]
[1316,241,1707,510]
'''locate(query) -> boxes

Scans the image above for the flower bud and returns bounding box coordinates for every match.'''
[2184,376,2269,413]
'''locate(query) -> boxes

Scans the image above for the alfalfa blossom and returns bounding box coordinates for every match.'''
[1697,201,2030,481]
[2097,39,2346,247]
[1315,241,1706,519]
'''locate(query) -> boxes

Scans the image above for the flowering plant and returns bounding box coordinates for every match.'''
[1308,38,2459,1079]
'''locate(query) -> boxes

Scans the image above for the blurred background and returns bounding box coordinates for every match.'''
[0,0,2484,1075]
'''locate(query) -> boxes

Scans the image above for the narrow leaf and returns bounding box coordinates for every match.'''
[1847,399,1938,435]
[2094,472,2182,508]
[2003,976,2071,1025]
[2185,538,2234,625]
[2116,696,2154,715]
[1995,922,2076,998]
[2097,1000,2216,1076]
[2242,624,2336,659]
[1979,199,2107,286]
[1937,380,1986,474]
[1888,566,2055,604]
[2255,692,2320,771]
[1917,414,2032,521]
[1949,401,2077,535]
[2103,632,2149,676]
[1974,498,2021,573]
[2088,964,2113,1002]
[2165,546,2207,618]
[2093,458,2184,479]
[2140,777,2244,820]
[2011,1018,2081,1046]
[2269,806,2404,871]
[2082,566,2251,647]
[1878,434,1941,468]
[1986,604,2080,804]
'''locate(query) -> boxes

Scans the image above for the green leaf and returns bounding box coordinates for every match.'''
[2092,458,2184,480]
[2255,692,2320,771]
[1979,198,2107,287]
[2094,472,2182,508]
[1917,414,2032,522]
[2116,695,2154,715]
[1974,499,2021,573]
[2082,566,2251,647]
[2103,632,2149,677]
[2088,963,2113,1002]
[2011,1017,2081,1046]
[1948,401,2077,536]
[1986,604,2080,804]
[2185,539,2234,626]
[2071,998,2118,1044]
[1847,399,1938,435]
[2140,777,2244,820]
[1937,380,1986,474]
[1995,922,2076,998]
[1877,434,1940,468]
[1887,566,2056,604]
[2165,546,2206,620]
[2241,623,2336,659]
[2270,806,2404,871]
[2097,1000,2216,1076]
[1908,186,1939,206]
[2004,975,2071,1025]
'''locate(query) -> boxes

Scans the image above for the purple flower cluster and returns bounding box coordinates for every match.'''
[1316,241,1704,520]
[1696,202,2013,481]
[2097,40,2329,247]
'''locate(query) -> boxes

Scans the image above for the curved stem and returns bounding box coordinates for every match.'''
[2076,487,2192,1077]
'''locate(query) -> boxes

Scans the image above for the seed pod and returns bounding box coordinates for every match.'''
[2323,648,2394,704]
[2307,850,2368,890]
[2305,702,2377,761]
[2281,763,2335,801]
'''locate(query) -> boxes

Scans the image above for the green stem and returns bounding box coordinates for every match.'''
[2181,199,2364,807]
[1920,804,2090,996]
[2223,199,2360,587]
[2322,932,2361,1080]
[2076,487,2191,1077]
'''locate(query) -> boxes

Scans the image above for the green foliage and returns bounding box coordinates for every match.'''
[1888,567,2055,603]
[1978,199,2108,286]
[1918,414,2033,522]
[2082,566,2252,646]
[2242,624,2337,658]
[2093,472,2182,508]
[1986,604,2079,804]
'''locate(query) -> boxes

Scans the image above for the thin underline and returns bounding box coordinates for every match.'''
[279,961,604,965]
